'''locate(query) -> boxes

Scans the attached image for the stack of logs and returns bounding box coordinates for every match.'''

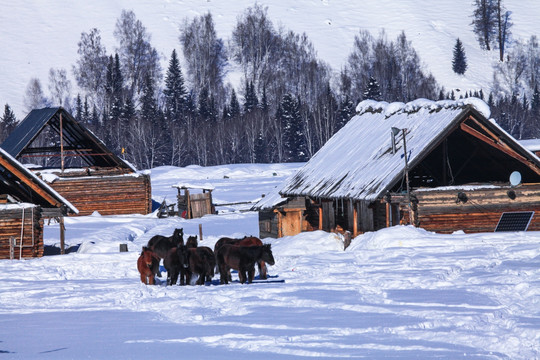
[49,173,152,216]
[0,205,43,259]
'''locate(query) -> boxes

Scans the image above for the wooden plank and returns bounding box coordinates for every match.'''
[0,156,61,208]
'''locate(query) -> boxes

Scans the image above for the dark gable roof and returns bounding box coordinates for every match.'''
[1,107,134,171]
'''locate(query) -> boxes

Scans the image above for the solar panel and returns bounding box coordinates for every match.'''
[495,211,534,232]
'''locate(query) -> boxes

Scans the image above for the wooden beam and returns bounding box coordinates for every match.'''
[0,156,61,207]
[353,202,358,236]
[460,122,540,175]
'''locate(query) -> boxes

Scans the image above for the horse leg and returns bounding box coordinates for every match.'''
[258,260,267,280]
[219,264,229,284]
[248,266,255,284]
[196,274,204,285]
[238,268,246,284]
[147,272,155,285]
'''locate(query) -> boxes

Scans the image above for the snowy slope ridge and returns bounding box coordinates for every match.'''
[1,0,539,118]
[0,163,539,358]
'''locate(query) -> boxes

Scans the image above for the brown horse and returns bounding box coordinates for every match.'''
[214,236,268,280]
[163,245,189,286]
[137,246,160,285]
[216,243,275,284]
[183,246,215,285]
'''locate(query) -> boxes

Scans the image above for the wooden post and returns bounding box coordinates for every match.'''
[402,128,411,224]
[185,188,191,219]
[277,211,283,238]
[386,202,391,228]
[59,217,65,255]
[199,223,203,241]
[353,202,358,237]
[60,112,64,173]
[318,203,323,230]
[9,236,15,260]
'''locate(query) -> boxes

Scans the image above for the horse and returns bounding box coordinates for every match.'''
[216,243,275,284]
[214,236,268,280]
[163,245,189,286]
[147,228,184,276]
[183,246,215,285]
[137,246,160,285]
[185,235,198,249]
[147,228,184,258]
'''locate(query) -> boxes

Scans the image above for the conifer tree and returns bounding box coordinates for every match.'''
[452,38,468,75]
[75,94,83,122]
[140,74,157,124]
[243,80,258,113]
[363,76,381,100]
[163,49,187,123]
[0,104,17,142]
[254,129,267,163]
[280,93,305,162]
[229,89,241,119]
[337,95,354,131]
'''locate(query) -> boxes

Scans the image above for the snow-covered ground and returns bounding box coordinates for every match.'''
[2,1,540,118]
[1,163,539,359]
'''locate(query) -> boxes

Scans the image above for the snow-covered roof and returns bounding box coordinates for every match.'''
[250,185,288,210]
[172,183,215,191]
[279,98,511,202]
[0,146,78,214]
[519,138,540,152]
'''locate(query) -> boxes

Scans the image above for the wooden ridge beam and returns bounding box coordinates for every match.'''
[460,122,540,176]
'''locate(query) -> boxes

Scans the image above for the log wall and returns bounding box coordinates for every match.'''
[49,174,152,216]
[414,183,540,233]
[0,205,43,259]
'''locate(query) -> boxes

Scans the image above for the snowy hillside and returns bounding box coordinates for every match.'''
[0,163,539,358]
[2,0,539,118]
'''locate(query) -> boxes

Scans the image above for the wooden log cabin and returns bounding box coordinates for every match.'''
[0,147,78,259]
[259,98,540,237]
[1,107,151,216]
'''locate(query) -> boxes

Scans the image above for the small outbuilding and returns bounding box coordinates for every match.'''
[1,107,152,216]
[0,147,78,259]
[262,98,540,237]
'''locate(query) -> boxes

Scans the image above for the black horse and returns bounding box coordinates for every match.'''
[163,245,189,286]
[216,244,275,284]
[185,235,198,249]
[182,246,215,285]
[147,228,184,277]
[147,228,184,259]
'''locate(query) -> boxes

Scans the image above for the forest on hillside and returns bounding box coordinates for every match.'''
[1,2,540,170]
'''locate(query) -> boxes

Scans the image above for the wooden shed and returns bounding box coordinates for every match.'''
[173,184,215,219]
[0,147,78,259]
[1,107,151,216]
[271,98,540,237]
[252,190,319,238]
